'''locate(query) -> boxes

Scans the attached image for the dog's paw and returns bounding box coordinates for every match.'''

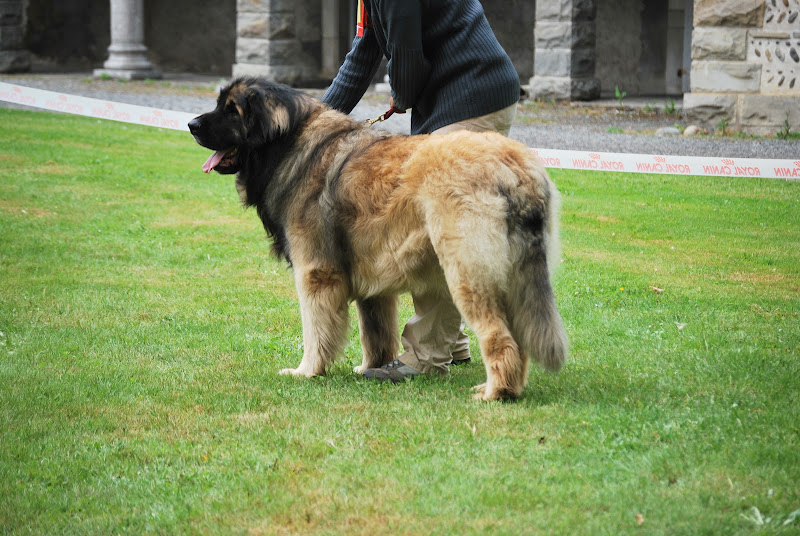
[472,382,520,402]
[470,382,509,402]
[470,383,486,394]
[353,365,365,374]
[473,389,506,402]
[279,367,316,378]
[471,383,488,401]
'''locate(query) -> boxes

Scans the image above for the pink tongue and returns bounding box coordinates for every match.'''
[202,150,226,173]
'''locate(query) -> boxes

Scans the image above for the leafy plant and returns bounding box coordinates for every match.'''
[664,97,677,115]
[776,113,793,140]
[614,85,627,108]
[716,116,729,136]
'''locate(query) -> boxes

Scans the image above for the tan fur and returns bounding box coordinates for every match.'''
[284,127,565,400]
[196,80,568,401]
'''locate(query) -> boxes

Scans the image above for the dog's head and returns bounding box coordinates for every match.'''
[188,77,314,175]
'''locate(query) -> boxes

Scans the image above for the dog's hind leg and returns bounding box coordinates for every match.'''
[425,200,529,400]
[454,282,529,401]
[354,295,399,373]
[279,267,349,377]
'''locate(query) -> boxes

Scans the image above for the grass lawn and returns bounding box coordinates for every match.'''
[1,108,799,535]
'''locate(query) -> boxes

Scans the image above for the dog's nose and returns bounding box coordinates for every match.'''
[188,117,201,134]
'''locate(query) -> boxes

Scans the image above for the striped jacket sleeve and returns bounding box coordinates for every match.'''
[378,0,431,111]
[321,28,383,114]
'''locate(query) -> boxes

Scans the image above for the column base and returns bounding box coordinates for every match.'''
[527,76,600,101]
[95,46,161,80]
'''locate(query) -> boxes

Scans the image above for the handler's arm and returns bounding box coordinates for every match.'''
[377,0,431,112]
[321,28,383,114]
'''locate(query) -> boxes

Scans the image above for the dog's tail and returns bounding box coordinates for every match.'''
[506,173,568,372]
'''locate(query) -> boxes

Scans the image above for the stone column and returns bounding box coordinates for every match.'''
[233,0,304,84]
[528,0,600,100]
[0,0,30,73]
[94,0,161,80]
[684,0,800,135]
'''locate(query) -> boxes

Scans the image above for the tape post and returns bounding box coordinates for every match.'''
[1,81,798,180]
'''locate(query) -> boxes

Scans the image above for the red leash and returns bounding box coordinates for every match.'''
[365,106,404,127]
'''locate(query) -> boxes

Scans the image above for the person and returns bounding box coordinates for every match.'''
[321,0,520,382]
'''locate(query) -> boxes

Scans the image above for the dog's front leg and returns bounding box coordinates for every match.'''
[279,267,349,377]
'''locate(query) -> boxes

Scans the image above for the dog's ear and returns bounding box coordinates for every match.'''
[243,86,291,144]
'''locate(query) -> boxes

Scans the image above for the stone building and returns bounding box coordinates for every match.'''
[684,0,800,134]
[2,0,798,134]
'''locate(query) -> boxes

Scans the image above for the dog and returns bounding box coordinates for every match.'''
[189,77,567,401]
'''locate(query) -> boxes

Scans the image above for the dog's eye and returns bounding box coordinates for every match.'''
[225,102,238,115]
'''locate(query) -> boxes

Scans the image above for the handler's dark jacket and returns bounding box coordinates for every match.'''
[321,0,520,135]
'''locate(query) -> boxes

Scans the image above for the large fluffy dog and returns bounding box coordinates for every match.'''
[189,77,567,401]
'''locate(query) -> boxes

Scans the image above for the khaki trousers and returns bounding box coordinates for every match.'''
[398,103,517,374]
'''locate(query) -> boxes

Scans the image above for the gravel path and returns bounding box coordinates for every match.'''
[2,72,798,159]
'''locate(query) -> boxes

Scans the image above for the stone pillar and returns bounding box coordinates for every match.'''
[0,0,30,73]
[684,0,800,134]
[233,0,306,84]
[528,0,600,100]
[94,0,161,80]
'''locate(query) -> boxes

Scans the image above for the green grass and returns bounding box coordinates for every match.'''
[1,108,799,535]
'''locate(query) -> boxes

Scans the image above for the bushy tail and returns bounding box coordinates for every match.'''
[507,179,568,372]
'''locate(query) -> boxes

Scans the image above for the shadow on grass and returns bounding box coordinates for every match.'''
[260,355,658,411]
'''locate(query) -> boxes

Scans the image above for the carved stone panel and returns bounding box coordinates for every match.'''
[748,0,800,94]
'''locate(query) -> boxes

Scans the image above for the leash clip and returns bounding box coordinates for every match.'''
[365,107,396,127]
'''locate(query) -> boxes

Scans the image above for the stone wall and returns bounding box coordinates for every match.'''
[639,0,670,95]
[145,0,235,75]
[483,0,535,82]
[595,0,687,98]
[595,0,643,97]
[684,0,800,134]
[23,0,108,69]
[20,0,234,76]
[1,0,30,71]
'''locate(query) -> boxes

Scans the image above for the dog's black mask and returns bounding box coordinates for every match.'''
[188,84,246,174]
[188,78,307,175]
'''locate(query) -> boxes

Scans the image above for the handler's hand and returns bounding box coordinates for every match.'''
[389,97,407,114]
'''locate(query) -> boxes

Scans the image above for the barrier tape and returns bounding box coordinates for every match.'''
[531,149,799,180]
[2,81,798,180]
[0,81,196,131]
